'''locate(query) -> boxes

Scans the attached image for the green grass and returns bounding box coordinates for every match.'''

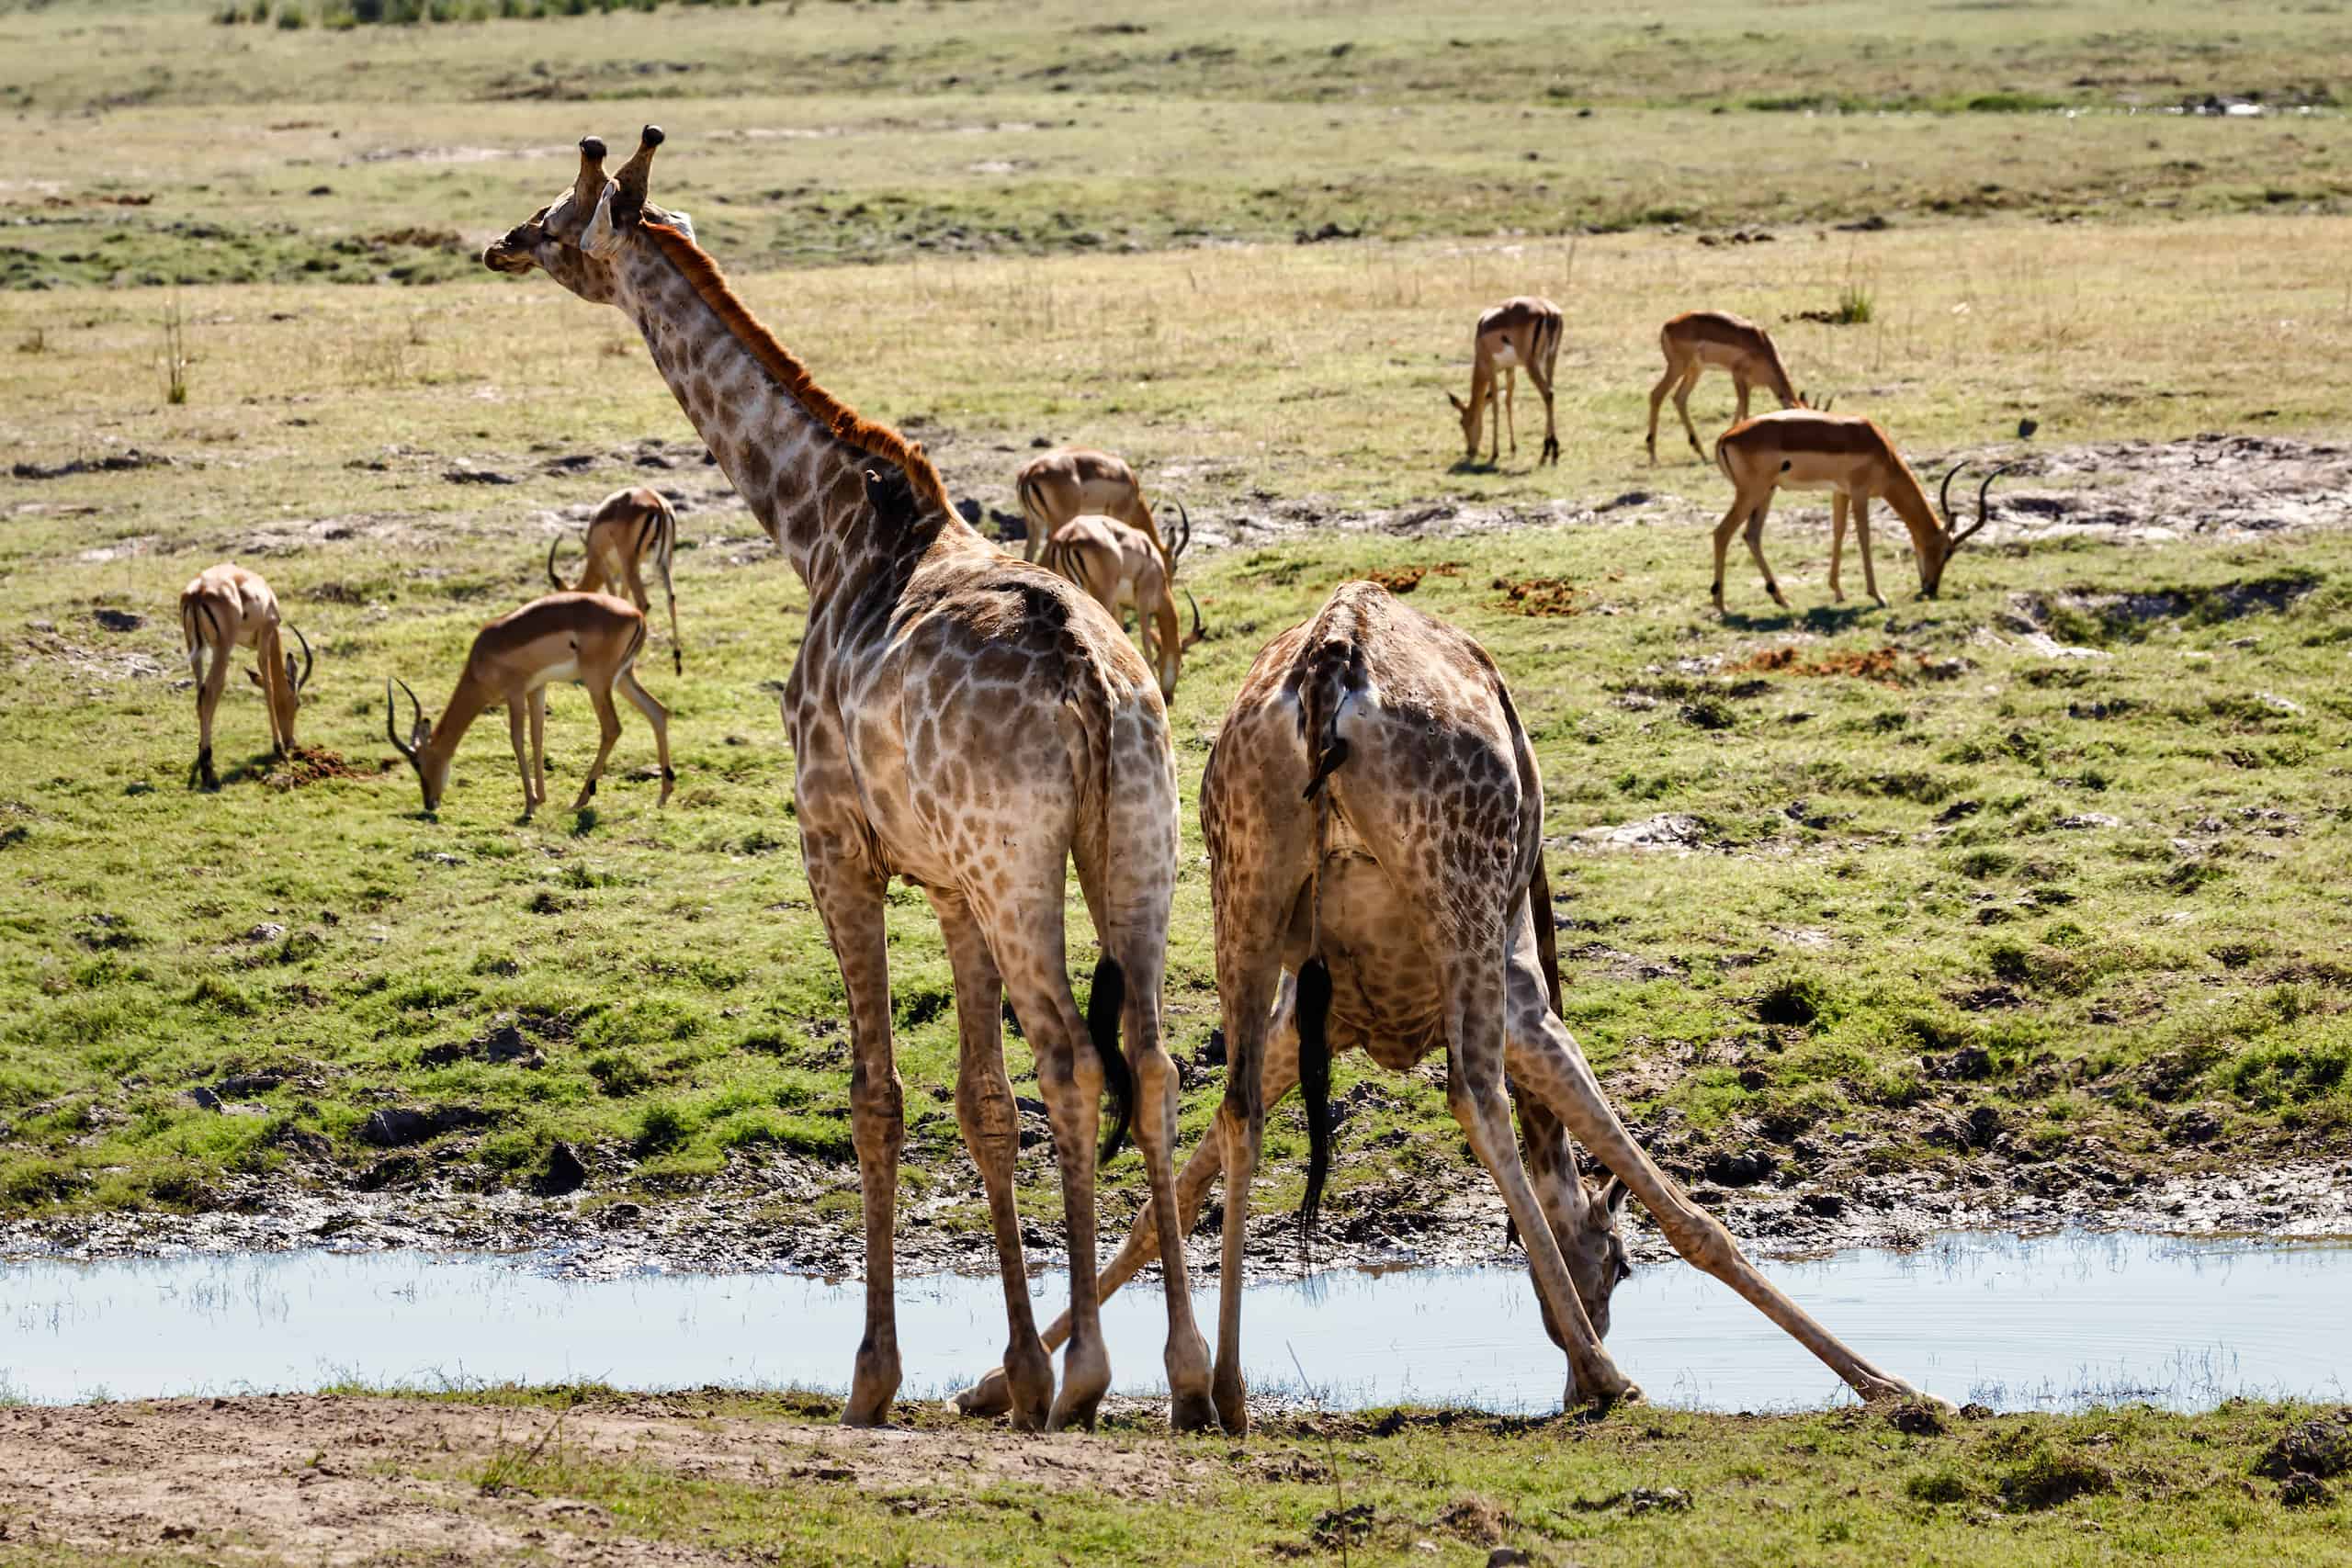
[139,1388,2352,1564]
[2,0,2351,1238]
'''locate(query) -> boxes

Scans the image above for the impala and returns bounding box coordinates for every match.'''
[547,484,684,673]
[1448,296,1563,467]
[1013,447,1171,567]
[1037,505,1204,701]
[384,591,673,820]
[178,562,313,790]
[1712,411,2021,611]
[1646,310,1821,464]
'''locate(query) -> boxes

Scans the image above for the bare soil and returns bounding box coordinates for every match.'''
[0,1393,1208,1564]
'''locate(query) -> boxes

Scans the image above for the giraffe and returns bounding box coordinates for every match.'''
[963,581,1934,1427]
[483,128,1213,1433]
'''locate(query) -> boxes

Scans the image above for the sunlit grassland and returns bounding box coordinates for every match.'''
[3,210,2349,1227]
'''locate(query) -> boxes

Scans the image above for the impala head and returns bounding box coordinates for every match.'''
[383,677,447,811]
[245,625,313,744]
[1525,1173,1634,1346]
[1446,389,1480,459]
[483,127,684,305]
[1796,390,1834,413]
[1922,459,2024,598]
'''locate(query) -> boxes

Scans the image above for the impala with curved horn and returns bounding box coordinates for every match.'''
[178,562,314,790]
[1646,310,1825,464]
[1710,410,2021,611]
[1037,502,1204,701]
[383,592,673,821]
[1012,446,1175,569]
[546,485,684,674]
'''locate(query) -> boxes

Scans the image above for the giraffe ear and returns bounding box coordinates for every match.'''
[662,209,695,243]
[580,183,627,262]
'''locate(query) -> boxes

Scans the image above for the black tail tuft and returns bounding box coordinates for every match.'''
[1301,737,1351,801]
[1088,953,1134,1164]
[1295,957,1335,1249]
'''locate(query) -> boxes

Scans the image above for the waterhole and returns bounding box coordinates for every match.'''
[5,1230,2343,1412]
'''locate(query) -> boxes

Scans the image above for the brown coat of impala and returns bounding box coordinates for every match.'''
[1013,447,1171,569]
[1038,508,1202,702]
[485,128,1210,1435]
[547,485,684,673]
[1647,310,1814,464]
[178,562,312,790]
[967,582,1934,1426]
[1448,296,1563,466]
[1713,410,2019,611]
[384,591,673,821]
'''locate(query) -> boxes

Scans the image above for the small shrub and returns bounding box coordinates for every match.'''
[1834,281,1874,324]
[586,1052,654,1098]
[633,1101,692,1156]
[1756,971,1831,1029]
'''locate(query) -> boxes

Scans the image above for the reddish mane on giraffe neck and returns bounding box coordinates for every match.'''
[638,220,953,521]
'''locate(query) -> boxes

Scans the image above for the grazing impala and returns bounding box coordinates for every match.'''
[1448,296,1563,467]
[1646,310,1818,464]
[383,592,673,820]
[547,485,684,673]
[1038,504,1203,701]
[1711,410,2020,612]
[1014,446,1171,568]
[178,562,313,790]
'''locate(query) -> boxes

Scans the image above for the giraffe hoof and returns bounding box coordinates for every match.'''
[1168,1389,1219,1435]
[950,1369,1012,1420]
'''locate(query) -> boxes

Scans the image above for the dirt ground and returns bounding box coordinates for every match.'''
[0,1393,1210,1565]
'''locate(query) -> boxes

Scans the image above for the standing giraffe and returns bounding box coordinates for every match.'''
[966,582,1934,1425]
[484,129,1214,1433]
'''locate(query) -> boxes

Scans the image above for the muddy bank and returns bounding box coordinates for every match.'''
[6,1151,2347,1280]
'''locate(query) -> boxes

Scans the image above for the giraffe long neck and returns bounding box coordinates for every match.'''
[611,235,915,599]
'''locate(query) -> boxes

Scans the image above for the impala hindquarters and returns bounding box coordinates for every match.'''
[178,563,312,790]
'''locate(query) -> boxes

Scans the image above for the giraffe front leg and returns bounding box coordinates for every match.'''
[1499,913,1929,1406]
[807,841,904,1427]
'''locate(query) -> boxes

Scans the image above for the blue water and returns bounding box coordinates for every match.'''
[4,1231,2344,1412]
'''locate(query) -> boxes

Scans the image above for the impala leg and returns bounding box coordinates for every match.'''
[616,665,674,807]
[807,844,904,1426]
[1854,494,1886,607]
[1828,491,1849,604]
[1742,491,1789,609]
[569,682,625,812]
[1733,374,1752,431]
[1674,364,1705,458]
[1499,909,1928,1405]
[1645,360,1680,465]
[193,634,230,790]
[1526,353,1561,466]
[506,699,537,822]
[1501,366,1518,458]
[933,892,1053,1432]
[1710,491,1754,615]
[254,626,290,758]
[526,687,548,808]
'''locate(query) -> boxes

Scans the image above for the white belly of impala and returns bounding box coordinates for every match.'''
[1487,344,1520,368]
[530,659,582,690]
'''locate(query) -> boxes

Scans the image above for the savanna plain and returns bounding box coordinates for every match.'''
[3,0,2351,1561]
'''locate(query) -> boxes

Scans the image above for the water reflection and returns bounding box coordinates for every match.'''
[2,1230,2344,1413]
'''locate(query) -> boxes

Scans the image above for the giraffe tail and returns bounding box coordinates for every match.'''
[1295,955,1334,1250]
[1054,600,1136,1165]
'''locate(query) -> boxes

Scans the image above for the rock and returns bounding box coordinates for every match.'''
[184,1086,223,1112]
[2256,1416,2352,1480]
[443,468,519,485]
[1888,1398,1946,1436]
[1926,1046,1994,1081]
[2278,1473,2334,1508]
[359,1104,489,1146]
[1487,1551,1534,1568]
[355,1155,420,1191]
[217,1073,283,1097]
[1575,813,1705,851]
[1626,1486,1691,1514]
[1702,1149,1776,1188]
[244,922,288,944]
[92,608,145,632]
[1797,1190,1846,1218]
[533,1141,588,1198]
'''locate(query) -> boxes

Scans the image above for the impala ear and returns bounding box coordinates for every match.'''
[245,666,264,688]
[1446,390,1467,412]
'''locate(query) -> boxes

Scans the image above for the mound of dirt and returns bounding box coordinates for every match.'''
[1364,561,1463,594]
[1492,575,1581,616]
[265,748,390,790]
[1732,645,1908,682]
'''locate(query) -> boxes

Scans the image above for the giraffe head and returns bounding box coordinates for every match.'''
[1520,1170,1633,1347]
[483,127,687,304]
